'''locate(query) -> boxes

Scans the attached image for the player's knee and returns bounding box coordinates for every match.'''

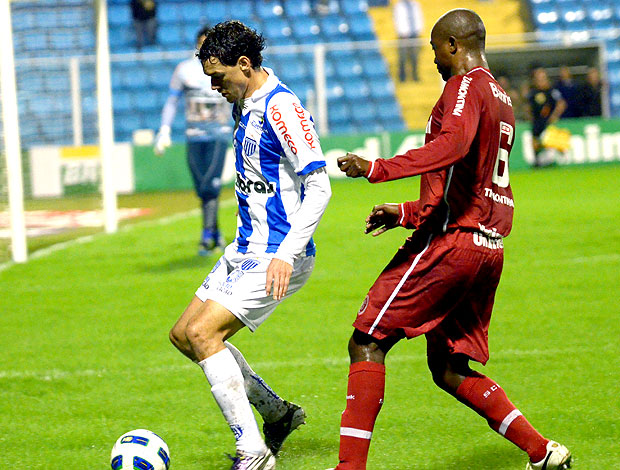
[169,325,186,351]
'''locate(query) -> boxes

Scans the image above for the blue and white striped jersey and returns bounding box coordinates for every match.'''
[232,69,327,261]
[168,57,231,141]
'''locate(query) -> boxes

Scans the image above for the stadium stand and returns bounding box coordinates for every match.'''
[527,0,620,116]
[8,0,402,146]
[9,0,618,146]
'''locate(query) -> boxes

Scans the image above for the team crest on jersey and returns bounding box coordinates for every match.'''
[243,137,257,156]
[241,259,260,271]
[358,295,369,315]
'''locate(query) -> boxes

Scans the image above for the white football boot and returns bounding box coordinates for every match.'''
[229,449,276,470]
[526,440,571,470]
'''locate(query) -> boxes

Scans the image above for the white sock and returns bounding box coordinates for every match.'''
[198,349,266,454]
[225,341,289,423]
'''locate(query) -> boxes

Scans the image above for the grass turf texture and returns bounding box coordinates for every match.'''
[1,165,619,469]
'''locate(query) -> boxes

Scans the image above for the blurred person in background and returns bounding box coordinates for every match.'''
[154,26,231,255]
[527,66,566,167]
[130,0,157,49]
[577,67,603,117]
[393,0,424,82]
[498,75,528,121]
[554,66,580,118]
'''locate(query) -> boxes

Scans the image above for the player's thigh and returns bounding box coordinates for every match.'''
[184,299,245,345]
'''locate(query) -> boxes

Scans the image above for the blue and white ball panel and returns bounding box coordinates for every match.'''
[110,429,170,470]
[195,244,315,331]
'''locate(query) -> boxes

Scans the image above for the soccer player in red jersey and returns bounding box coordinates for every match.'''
[332,9,571,470]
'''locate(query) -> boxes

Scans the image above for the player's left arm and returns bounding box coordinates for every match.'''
[265,94,332,300]
[339,77,482,182]
[548,89,567,124]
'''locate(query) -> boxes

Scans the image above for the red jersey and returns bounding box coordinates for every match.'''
[366,67,515,237]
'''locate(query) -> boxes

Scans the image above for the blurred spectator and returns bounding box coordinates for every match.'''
[577,67,603,117]
[554,66,580,118]
[498,75,528,121]
[310,0,330,14]
[393,0,423,82]
[131,0,158,49]
[527,67,567,167]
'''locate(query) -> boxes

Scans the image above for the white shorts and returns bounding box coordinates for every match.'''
[195,244,315,331]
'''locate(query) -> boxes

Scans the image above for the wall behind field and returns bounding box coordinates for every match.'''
[131,116,620,193]
[25,117,620,197]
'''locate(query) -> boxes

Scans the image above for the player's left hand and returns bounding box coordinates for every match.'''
[337,153,370,178]
[266,258,293,301]
[365,203,400,236]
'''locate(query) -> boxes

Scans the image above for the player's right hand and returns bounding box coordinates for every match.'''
[154,125,171,156]
[365,203,400,236]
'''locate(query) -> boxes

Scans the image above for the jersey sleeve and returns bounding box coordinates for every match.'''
[265,92,326,175]
[366,75,482,183]
[168,63,184,96]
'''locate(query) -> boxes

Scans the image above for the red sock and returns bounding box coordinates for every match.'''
[456,375,548,462]
[336,361,385,470]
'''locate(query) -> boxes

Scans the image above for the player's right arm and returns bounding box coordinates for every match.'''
[154,64,184,155]
[340,76,482,183]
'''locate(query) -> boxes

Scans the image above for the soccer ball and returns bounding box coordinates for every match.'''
[110,429,171,470]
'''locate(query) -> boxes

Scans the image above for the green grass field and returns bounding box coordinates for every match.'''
[1,165,619,469]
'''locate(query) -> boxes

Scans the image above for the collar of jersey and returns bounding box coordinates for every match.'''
[246,67,279,103]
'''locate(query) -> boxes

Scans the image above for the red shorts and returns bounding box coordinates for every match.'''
[354,229,504,364]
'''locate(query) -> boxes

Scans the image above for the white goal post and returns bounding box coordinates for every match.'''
[0,0,118,263]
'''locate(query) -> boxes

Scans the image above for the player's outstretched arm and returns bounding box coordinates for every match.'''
[365,203,400,236]
[337,153,370,178]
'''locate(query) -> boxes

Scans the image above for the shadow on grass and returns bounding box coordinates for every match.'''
[138,253,219,273]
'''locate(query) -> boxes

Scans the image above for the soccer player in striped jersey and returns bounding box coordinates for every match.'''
[333,9,570,470]
[168,21,331,470]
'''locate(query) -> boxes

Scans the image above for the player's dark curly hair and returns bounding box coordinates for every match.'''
[197,21,265,68]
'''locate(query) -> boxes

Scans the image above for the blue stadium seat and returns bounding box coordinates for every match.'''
[320,14,351,42]
[348,12,375,41]
[114,89,133,112]
[334,55,363,77]
[108,4,131,27]
[285,0,312,18]
[343,78,370,100]
[360,51,389,78]
[205,0,228,23]
[263,17,293,41]
[256,1,284,20]
[159,24,184,48]
[560,2,587,31]
[376,100,402,121]
[330,121,357,135]
[158,3,184,24]
[328,99,352,126]
[229,1,255,22]
[293,17,322,43]
[178,2,202,23]
[340,0,368,15]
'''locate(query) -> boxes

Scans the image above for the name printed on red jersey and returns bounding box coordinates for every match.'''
[452,76,473,117]
[489,82,513,107]
[484,187,515,207]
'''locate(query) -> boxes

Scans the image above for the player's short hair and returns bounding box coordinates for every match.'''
[197,20,265,68]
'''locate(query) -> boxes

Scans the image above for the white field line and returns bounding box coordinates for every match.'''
[0,197,236,273]
[0,345,612,382]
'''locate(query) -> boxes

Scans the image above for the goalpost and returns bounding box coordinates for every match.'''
[0,0,118,264]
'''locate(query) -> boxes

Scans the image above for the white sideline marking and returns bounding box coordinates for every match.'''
[0,198,236,273]
[0,345,610,382]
